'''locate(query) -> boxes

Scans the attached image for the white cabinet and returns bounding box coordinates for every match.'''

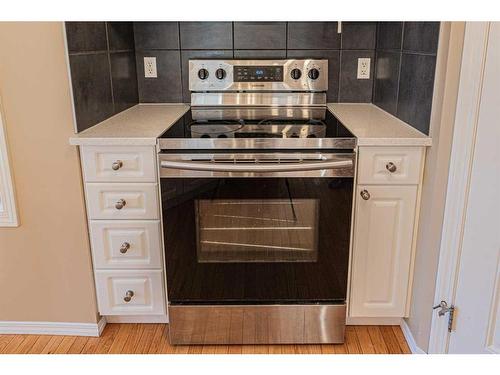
[350,185,417,317]
[349,146,425,319]
[80,145,167,322]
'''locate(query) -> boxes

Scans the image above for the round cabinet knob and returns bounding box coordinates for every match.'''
[123,290,134,303]
[115,199,126,210]
[290,68,302,80]
[308,68,320,80]
[360,189,371,200]
[386,162,397,173]
[111,160,123,171]
[198,68,209,80]
[215,68,226,80]
[120,242,130,254]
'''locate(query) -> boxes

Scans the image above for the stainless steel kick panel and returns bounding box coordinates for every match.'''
[168,304,346,345]
[190,92,326,107]
[158,137,357,151]
[189,59,328,92]
[158,152,355,178]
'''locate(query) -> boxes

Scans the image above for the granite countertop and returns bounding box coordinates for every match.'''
[327,103,432,147]
[69,103,189,146]
[69,102,431,148]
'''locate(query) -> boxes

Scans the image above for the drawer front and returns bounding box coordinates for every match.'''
[81,146,156,183]
[95,270,165,315]
[358,147,424,185]
[90,220,162,269]
[86,183,159,220]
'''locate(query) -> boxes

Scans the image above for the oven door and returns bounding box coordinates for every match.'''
[159,152,354,305]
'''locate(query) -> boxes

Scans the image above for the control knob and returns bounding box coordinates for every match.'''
[290,68,302,80]
[198,68,209,80]
[215,68,226,80]
[308,68,320,80]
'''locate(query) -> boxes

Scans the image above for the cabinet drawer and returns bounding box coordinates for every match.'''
[86,183,159,220]
[81,146,156,183]
[95,270,165,315]
[358,147,423,185]
[90,220,162,269]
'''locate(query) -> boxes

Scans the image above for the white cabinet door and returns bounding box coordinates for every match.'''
[350,185,417,317]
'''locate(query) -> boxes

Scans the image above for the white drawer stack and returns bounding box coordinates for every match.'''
[81,146,166,320]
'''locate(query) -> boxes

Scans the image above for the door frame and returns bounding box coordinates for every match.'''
[427,22,491,354]
[0,98,19,227]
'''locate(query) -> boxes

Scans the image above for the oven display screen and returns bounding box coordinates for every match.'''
[234,66,283,82]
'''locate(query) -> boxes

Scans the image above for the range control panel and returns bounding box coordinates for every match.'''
[234,65,284,82]
[189,59,328,92]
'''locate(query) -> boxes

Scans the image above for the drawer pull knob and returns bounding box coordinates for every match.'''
[123,290,134,302]
[111,160,123,171]
[120,242,130,254]
[115,199,126,210]
[360,189,371,200]
[386,162,397,173]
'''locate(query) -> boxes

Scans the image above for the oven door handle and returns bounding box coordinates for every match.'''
[160,159,353,173]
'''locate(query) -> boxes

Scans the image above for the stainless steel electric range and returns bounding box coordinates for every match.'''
[158,59,357,345]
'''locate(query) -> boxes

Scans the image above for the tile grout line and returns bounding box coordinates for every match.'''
[104,22,115,114]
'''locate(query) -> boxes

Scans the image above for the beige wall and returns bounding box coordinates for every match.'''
[405,22,465,351]
[0,22,98,323]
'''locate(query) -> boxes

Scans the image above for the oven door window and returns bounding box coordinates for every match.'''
[196,198,319,263]
[161,177,353,304]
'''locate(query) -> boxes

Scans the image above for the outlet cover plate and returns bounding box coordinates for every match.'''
[357,58,371,80]
[144,57,157,78]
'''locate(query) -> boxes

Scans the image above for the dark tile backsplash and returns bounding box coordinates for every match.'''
[180,22,232,50]
[339,50,375,103]
[234,22,287,50]
[374,22,440,135]
[287,22,340,50]
[66,22,138,132]
[133,22,179,50]
[136,50,182,103]
[69,53,113,129]
[67,21,440,135]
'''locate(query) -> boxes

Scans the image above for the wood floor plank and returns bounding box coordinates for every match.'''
[3,324,410,354]
[94,324,121,354]
[367,326,389,354]
[380,326,403,354]
[108,323,133,354]
[392,326,411,354]
[136,324,158,354]
[345,326,362,354]
[121,324,145,354]
[28,335,52,354]
[40,335,64,354]
[54,336,77,354]
[1,335,27,354]
[80,336,100,354]
[67,336,90,354]
[147,324,167,354]
[158,326,176,354]
[227,345,243,354]
[355,326,376,354]
[0,335,15,353]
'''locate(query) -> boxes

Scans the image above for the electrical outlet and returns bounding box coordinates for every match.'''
[357,58,371,79]
[144,57,157,78]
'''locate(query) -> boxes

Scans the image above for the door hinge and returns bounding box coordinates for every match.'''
[433,300,455,332]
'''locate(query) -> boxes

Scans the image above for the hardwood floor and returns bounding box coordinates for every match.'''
[0,324,410,354]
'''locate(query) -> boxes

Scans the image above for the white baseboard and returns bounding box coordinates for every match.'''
[0,316,106,337]
[346,316,402,325]
[104,314,168,324]
[400,319,426,354]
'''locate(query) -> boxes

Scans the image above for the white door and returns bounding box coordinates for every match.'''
[438,22,500,354]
